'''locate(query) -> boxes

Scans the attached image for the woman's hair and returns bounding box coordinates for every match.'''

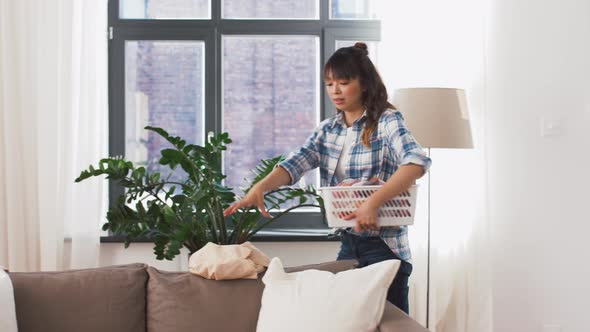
[323,42,396,147]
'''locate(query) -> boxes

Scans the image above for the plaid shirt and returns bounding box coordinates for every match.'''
[278,109,432,261]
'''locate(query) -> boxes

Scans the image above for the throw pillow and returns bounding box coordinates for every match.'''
[0,268,17,332]
[9,263,147,332]
[256,257,400,332]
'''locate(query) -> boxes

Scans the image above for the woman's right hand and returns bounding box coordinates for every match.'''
[223,185,271,218]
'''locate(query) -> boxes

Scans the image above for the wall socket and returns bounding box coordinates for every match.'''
[542,324,561,332]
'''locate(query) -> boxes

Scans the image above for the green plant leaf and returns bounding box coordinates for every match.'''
[75,128,323,260]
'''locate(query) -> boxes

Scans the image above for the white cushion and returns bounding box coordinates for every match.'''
[0,268,18,332]
[256,257,400,332]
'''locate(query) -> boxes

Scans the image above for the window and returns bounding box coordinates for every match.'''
[125,40,205,182]
[330,0,379,20]
[119,0,211,19]
[222,0,319,19]
[108,0,380,229]
[222,35,320,190]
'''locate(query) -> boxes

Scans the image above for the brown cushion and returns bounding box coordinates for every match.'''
[284,259,359,273]
[379,302,429,332]
[9,263,147,332]
[146,259,359,332]
[147,267,264,332]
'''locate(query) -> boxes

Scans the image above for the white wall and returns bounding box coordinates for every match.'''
[486,0,590,331]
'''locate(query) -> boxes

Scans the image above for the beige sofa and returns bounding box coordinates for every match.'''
[9,262,428,332]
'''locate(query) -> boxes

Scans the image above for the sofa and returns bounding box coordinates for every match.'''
[8,262,428,332]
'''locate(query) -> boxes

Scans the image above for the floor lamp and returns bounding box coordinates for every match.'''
[392,88,473,329]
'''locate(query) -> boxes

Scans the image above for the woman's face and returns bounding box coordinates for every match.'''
[324,72,364,113]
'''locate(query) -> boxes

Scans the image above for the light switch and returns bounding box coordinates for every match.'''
[540,116,563,137]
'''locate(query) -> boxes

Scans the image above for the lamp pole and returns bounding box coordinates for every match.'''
[392,87,473,330]
[426,147,431,329]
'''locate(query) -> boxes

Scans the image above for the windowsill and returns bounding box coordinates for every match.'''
[100,228,342,243]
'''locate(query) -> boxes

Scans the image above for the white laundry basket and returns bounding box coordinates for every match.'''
[319,185,418,228]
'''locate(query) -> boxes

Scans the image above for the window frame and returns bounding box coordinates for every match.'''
[108,0,380,230]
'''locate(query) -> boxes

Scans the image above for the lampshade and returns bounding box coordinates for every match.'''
[392,88,473,149]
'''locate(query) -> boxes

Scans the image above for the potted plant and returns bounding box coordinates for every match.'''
[75,126,324,260]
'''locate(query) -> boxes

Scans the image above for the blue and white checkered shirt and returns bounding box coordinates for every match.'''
[278,109,432,261]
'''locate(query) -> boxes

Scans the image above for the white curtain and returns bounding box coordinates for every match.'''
[376,0,492,330]
[0,0,108,272]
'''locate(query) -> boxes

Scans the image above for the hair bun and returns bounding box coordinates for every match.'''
[354,42,369,56]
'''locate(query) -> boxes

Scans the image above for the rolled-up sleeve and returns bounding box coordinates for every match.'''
[385,112,432,175]
[277,128,322,185]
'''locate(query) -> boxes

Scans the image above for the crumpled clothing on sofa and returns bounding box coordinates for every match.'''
[188,242,270,280]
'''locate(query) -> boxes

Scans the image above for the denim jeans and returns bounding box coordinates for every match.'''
[336,232,413,314]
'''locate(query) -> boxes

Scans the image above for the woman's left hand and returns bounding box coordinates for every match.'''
[343,200,380,232]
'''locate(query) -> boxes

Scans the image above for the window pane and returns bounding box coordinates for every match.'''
[335,40,380,63]
[223,0,318,19]
[222,35,320,193]
[125,41,205,183]
[120,0,210,19]
[330,0,378,20]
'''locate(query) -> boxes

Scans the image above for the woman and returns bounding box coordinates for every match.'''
[223,42,431,314]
